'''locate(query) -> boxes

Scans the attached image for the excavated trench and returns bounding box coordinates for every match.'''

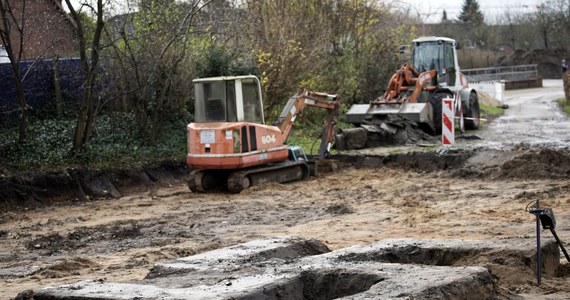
[5,145,570,299]
[7,80,570,299]
[3,146,570,212]
[297,270,384,300]
[32,237,561,299]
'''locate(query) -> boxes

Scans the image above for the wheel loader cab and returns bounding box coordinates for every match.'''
[412,37,458,87]
[193,75,265,124]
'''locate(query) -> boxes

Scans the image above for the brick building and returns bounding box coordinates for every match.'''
[0,0,77,60]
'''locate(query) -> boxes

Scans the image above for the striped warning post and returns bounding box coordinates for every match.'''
[442,96,455,146]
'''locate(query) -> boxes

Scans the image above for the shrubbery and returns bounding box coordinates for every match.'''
[0,112,189,171]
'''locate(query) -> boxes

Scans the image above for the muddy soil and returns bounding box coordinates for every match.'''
[2,147,570,299]
[2,81,570,299]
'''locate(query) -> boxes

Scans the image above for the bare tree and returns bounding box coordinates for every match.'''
[105,0,211,144]
[536,3,554,49]
[242,0,412,111]
[0,0,28,143]
[64,0,105,152]
[540,0,570,50]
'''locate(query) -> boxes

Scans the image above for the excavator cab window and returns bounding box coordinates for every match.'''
[194,80,238,122]
[206,99,225,121]
[242,78,264,124]
[193,76,263,124]
[413,40,458,86]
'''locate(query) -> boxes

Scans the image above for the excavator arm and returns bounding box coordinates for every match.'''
[272,89,340,158]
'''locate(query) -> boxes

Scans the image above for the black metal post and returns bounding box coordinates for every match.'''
[535,199,542,287]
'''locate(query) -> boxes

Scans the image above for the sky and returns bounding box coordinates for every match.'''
[65,0,542,24]
[396,0,541,23]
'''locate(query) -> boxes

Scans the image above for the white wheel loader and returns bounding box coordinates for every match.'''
[337,36,480,149]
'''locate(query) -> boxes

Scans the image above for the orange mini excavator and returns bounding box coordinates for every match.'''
[186,75,340,193]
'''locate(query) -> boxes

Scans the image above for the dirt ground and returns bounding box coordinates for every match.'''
[2,147,570,299]
[2,81,570,299]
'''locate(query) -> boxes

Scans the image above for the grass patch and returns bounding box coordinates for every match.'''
[557,98,570,115]
[480,103,505,122]
[287,125,338,156]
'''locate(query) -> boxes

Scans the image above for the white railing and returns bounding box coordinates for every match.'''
[462,64,540,103]
[462,64,539,82]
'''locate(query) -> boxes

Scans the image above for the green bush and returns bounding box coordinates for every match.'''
[0,113,188,171]
[0,119,74,170]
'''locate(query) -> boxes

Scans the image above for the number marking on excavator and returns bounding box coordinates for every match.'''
[261,134,277,144]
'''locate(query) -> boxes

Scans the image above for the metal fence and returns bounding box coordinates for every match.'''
[0,58,85,122]
[462,64,539,82]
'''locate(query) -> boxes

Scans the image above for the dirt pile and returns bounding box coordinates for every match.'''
[498,48,570,79]
[478,91,502,107]
[456,146,570,180]
[4,146,570,213]
[363,115,438,146]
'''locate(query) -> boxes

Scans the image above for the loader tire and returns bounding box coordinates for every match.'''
[464,92,480,130]
[430,93,449,135]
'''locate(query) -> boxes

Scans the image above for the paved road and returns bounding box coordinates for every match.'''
[469,79,569,149]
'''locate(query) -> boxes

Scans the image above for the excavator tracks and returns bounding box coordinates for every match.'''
[188,170,227,192]
[188,161,310,193]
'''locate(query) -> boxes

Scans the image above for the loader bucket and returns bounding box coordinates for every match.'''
[345,102,433,128]
[337,102,436,150]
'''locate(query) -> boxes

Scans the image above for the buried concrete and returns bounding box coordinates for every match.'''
[32,237,559,300]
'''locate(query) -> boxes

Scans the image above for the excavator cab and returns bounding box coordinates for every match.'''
[193,75,265,124]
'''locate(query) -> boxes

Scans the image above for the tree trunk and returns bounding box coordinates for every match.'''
[73,105,88,149]
[12,64,27,144]
[65,0,105,153]
[53,57,63,117]
[73,70,97,150]
[149,77,172,145]
[0,0,28,143]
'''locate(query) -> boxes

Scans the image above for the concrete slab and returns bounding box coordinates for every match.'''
[32,237,559,300]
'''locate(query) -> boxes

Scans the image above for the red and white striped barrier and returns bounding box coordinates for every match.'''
[442,96,455,146]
